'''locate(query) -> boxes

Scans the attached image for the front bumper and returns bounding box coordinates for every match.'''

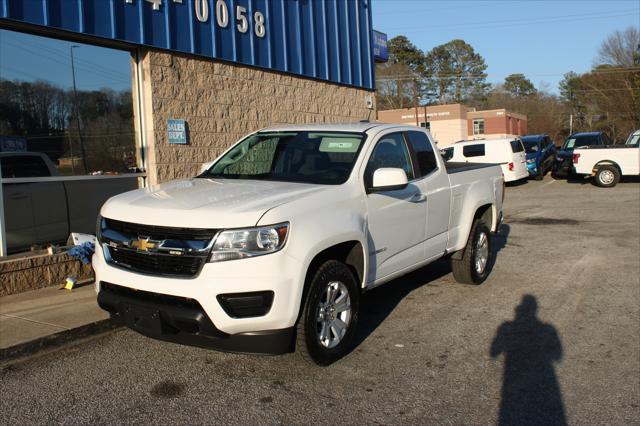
[526,161,538,175]
[93,243,305,353]
[98,282,294,354]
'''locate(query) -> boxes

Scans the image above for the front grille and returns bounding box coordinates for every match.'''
[104,218,216,241]
[101,218,217,278]
[108,246,205,278]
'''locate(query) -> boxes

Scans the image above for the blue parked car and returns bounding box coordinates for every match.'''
[520,134,556,180]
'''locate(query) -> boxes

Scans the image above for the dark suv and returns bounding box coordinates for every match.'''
[553,132,611,178]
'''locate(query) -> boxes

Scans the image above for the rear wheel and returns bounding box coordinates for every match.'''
[451,219,492,285]
[296,260,359,366]
[593,165,619,188]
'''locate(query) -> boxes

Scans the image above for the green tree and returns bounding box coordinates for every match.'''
[375,35,426,109]
[387,35,425,72]
[423,39,489,103]
[504,74,537,97]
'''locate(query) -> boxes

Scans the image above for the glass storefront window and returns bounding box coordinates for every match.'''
[0,29,140,255]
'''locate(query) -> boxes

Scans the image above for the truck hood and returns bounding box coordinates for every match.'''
[101,178,328,228]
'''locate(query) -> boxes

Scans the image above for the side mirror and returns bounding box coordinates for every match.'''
[370,168,408,192]
[199,161,214,174]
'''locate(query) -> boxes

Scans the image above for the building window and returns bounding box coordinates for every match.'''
[473,119,485,135]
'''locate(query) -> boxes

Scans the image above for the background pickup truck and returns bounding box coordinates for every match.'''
[94,123,504,365]
[573,129,640,187]
[1,152,139,254]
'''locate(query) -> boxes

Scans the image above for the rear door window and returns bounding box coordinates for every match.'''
[510,140,525,153]
[406,131,438,177]
[462,144,485,158]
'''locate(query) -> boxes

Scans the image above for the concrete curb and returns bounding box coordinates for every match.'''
[0,318,122,364]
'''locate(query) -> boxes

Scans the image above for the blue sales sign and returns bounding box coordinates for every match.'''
[372,30,388,63]
[167,119,188,145]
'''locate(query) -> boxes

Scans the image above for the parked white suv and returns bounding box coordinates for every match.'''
[441,138,528,182]
[573,129,640,187]
[94,123,504,365]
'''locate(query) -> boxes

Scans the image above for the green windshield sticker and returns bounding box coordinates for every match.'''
[319,137,361,153]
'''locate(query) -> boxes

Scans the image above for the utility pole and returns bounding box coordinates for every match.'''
[569,114,573,135]
[413,79,419,127]
[70,45,88,174]
[0,162,6,257]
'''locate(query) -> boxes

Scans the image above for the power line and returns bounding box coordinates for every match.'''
[2,41,131,85]
[384,10,638,33]
[15,37,131,80]
[376,68,640,81]
[374,0,524,17]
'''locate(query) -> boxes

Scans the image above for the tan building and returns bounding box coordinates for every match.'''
[377,104,527,147]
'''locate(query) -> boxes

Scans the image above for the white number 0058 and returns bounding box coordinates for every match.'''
[125,0,266,38]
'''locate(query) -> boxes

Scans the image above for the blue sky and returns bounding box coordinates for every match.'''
[0,29,132,92]
[0,0,638,94]
[371,0,640,93]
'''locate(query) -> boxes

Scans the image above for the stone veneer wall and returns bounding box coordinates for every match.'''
[138,50,376,184]
[0,254,93,297]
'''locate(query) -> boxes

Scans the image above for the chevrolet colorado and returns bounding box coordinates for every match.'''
[95,123,504,365]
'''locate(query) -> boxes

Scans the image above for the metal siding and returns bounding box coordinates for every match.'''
[0,0,374,89]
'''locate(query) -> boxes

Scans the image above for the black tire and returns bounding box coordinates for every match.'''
[451,219,492,285]
[593,165,620,188]
[296,260,360,366]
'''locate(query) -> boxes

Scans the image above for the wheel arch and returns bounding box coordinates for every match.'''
[303,241,366,293]
[594,160,622,174]
[452,203,495,260]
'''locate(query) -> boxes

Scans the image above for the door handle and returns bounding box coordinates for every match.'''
[409,192,427,203]
[9,193,27,200]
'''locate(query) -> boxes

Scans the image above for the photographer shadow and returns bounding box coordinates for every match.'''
[491,295,567,426]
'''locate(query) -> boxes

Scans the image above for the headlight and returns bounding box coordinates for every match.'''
[209,223,289,262]
[96,215,104,242]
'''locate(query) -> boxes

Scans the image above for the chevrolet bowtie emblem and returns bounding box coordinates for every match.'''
[131,237,156,252]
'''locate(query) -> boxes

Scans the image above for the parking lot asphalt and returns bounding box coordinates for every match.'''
[1,176,639,425]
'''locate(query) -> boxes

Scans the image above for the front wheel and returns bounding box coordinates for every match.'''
[593,165,619,188]
[296,260,360,366]
[451,219,493,285]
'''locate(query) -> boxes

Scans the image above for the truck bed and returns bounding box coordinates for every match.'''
[445,162,499,174]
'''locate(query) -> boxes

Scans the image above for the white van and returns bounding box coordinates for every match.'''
[441,138,528,182]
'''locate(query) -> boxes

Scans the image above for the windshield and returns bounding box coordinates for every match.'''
[563,135,598,150]
[199,131,366,185]
[626,133,640,146]
[522,140,540,153]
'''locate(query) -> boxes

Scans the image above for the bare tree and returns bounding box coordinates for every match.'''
[595,26,640,67]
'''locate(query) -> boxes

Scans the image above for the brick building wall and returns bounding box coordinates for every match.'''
[138,50,376,185]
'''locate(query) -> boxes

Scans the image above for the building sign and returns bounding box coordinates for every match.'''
[0,0,375,90]
[0,136,27,152]
[167,119,188,144]
[372,30,388,63]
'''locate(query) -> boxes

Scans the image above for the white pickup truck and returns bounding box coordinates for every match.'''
[573,129,640,187]
[95,123,504,365]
